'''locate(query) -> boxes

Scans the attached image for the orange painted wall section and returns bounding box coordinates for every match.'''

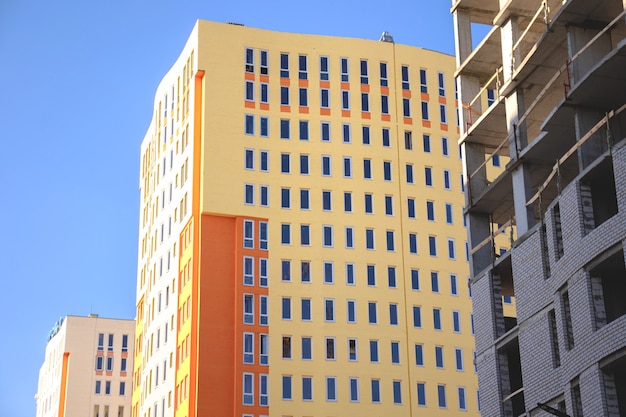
[195,214,237,416]
[57,352,70,417]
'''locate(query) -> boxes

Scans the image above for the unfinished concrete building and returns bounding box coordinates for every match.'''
[452,0,626,415]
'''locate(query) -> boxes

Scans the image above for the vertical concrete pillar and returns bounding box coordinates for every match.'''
[453,8,473,67]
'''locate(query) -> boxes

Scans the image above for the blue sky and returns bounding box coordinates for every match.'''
[0,1,462,415]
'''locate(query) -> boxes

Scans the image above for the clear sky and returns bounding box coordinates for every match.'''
[0,1,465,415]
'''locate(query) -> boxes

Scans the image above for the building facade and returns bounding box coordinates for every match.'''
[35,315,135,417]
[453,0,626,415]
[135,20,479,417]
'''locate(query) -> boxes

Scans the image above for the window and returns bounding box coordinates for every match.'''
[321,121,331,141]
[367,265,376,286]
[323,262,334,284]
[280,86,289,106]
[348,338,358,361]
[444,170,451,189]
[245,80,254,101]
[282,336,292,359]
[324,298,335,322]
[381,94,389,114]
[438,72,445,96]
[280,119,290,139]
[245,115,254,135]
[280,153,290,173]
[423,135,431,153]
[404,130,412,149]
[407,198,416,218]
[300,261,310,283]
[245,149,254,170]
[413,306,422,328]
[389,304,399,325]
[403,234,415,256]
[426,201,435,221]
[359,59,368,84]
[421,101,429,120]
[346,263,355,285]
[345,226,354,249]
[442,137,449,156]
[450,274,458,295]
[300,298,311,321]
[385,196,393,215]
[259,151,268,172]
[343,157,352,177]
[259,222,268,250]
[370,340,379,362]
[366,228,374,249]
[302,376,313,400]
[415,344,424,366]
[323,225,333,247]
[302,337,312,359]
[300,189,310,210]
[419,68,427,93]
[458,387,467,410]
[344,192,352,212]
[386,231,395,251]
[393,381,402,404]
[371,379,381,403]
[120,358,127,372]
[435,346,444,368]
[341,90,350,110]
[281,297,291,320]
[326,377,337,401]
[281,224,291,244]
[299,88,308,107]
[348,377,359,402]
[322,155,331,176]
[382,128,390,147]
[340,57,349,82]
[425,167,433,186]
[417,383,427,406]
[368,302,377,324]
[325,338,336,360]
[361,93,370,112]
[406,164,414,184]
[359,125,371,145]
[445,203,453,224]
[429,271,440,293]
[281,260,291,282]
[298,54,307,79]
[260,83,269,105]
[244,294,254,323]
[320,56,329,80]
[95,380,101,394]
[448,239,456,259]
[364,194,373,214]
[453,310,461,333]
[320,87,330,108]
[401,65,410,90]
[106,357,113,372]
[300,225,310,246]
[438,385,447,408]
[244,184,254,205]
[243,257,254,285]
[380,62,388,86]
[429,236,437,256]
[403,98,411,117]
[363,159,372,179]
[347,300,356,323]
[455,348,464,371]
[388,266,397,288]
[280,53,289,78]
[383,161,392,181]
[243,333,254,364]
[282,375,292,400]
[433,308,442,330]
[105,381,111,395]
[440,104,447,124]
[245,47,254,72]
[411,270,420,290]
[298,120,309,141]
[281,188,290,208]
[259,374,269,406]
[260,295,268,325]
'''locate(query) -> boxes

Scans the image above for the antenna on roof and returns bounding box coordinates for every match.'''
[379,31,394,43]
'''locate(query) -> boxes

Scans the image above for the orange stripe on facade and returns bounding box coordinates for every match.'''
[380,86,389,95]
[244,72,254,81]
[402,90,412,98]
[280,78,290,86]
[244,101,255,109]
[320,81,330,88]
[57,352,69,417]
[440,123,449,131]
[298,79,309,87]
[422,120,432,128]
[299,107,309,114]
[438,96,447,104]
[259,75,269,83]
[421,92,430,101]
[341,110,350,118]
[340,82,350,90]
[361,112,371,119]
[259,103,269,111]
[320,108,330,116]
[280,105,291,113]
[381,114,391,122]
[360,84,370,93]
[404,117,413,125]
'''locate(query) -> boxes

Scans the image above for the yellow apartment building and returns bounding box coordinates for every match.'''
[134,20,480,417]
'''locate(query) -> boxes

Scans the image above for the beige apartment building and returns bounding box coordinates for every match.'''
[35,315,135,417]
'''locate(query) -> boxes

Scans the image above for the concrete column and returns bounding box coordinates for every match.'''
[453,8,473,67]
[500,17,522,82]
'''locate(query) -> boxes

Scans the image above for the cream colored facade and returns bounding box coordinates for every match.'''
[136,20,479,417]
[35,315,134,417]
